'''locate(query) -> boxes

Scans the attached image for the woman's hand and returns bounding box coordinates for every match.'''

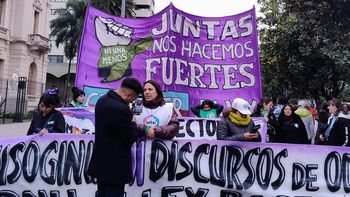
[146,127,156,139]
[39,128,48,136]
[263,116,269,122]
[243,132,259,140]
[319,134,326,142]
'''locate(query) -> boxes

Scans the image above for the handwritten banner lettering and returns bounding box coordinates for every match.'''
[0,134,349,197]
[76,5,262,115]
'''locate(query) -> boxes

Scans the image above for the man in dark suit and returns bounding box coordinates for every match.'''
[88,77,143,197]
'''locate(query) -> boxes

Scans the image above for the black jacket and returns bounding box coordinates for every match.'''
[88,90,138,184]
[251,111,279,142]
[251,111,279,129]
[277,116,308,144]
[321,116,350,147]
[27,109,65,135]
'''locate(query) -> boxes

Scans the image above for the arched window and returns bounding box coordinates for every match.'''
[27,62,37,95]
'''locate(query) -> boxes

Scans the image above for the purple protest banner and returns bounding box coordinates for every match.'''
[76,4,262,116]
[1,134,350,196]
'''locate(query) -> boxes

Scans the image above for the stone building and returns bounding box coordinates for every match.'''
[0,0,50,113]
[47,0,154,105]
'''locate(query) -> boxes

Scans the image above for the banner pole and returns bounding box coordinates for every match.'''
[120,0,125,17]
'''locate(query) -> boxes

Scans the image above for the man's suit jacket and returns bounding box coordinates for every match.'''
[88,90,138,184]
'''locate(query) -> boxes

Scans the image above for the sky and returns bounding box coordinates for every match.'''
[153,0,260,17]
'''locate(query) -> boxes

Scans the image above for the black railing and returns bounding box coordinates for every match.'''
[13,77,27,122]
[0,78,45,124]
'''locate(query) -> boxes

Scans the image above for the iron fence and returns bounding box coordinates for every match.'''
[0,78,45,124]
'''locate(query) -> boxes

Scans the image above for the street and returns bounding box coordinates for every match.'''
[0,122,30,138]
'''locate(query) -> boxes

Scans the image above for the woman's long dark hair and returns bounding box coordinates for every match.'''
[278,104,299,123]
[143,80,165,108]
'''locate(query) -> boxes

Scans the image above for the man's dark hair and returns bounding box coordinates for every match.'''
[328,98,342,114]
[289,99,298,105]
[121,77,143,95]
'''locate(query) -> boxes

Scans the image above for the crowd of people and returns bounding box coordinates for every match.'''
[25,77,350,196]
[215,96,349,147]
[28,81,350,148]
[277,98,350,147]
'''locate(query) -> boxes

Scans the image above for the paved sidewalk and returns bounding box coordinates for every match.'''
[0,122,30,138]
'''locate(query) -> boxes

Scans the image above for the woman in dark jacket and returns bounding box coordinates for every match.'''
[217,98,261,142]
[135,80,179,140]
[27,89,65,135]
[276,104,308,144]
[252,97,279,142]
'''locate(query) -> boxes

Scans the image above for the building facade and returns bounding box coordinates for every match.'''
[134,0,154,18]
[47,0,155,104]
[0,0,50,112]
[46,0,75,105]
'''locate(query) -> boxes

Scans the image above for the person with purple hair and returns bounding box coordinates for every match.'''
[27,88,65,135]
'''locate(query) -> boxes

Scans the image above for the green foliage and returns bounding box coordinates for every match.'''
[339,85,350,102]
[258,0,350,101]
[50,0,87,59]
[90,0,136,18]
[50,0,136,61]
[1,112,33,120]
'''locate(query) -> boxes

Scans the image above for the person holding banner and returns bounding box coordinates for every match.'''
[88,77,143,197]
[27,88,65,135]
[217,98,261,142]
[68,86,85,107]
[135,80,179,140]
[252,97,279,142]
[276,104,308,144]
[191,99,224,118]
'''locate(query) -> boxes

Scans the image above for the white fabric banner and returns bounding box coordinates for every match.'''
[58,108,268,142]
[0,134,349,197]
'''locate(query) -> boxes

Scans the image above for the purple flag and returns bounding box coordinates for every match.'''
[76,4,262,116]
